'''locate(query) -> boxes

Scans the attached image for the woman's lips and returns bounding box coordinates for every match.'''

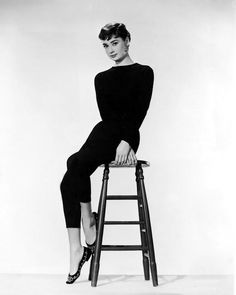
[110,54,117,58]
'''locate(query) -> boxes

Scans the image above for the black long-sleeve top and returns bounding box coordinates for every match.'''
[94,63,154,150]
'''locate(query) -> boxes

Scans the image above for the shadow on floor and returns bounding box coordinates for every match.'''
[158,275,186,286]
[79,274,137,286]
[79,274,185,291]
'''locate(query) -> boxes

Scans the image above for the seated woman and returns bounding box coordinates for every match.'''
[60,22,154,284]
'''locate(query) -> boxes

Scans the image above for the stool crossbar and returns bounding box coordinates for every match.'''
[89,160,158,287]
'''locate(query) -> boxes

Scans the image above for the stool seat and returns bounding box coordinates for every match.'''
[100,160,150,168]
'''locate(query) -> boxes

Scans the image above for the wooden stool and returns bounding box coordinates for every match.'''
[88,160,158,287]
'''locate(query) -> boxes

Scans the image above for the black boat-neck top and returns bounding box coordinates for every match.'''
[94,63,154,149]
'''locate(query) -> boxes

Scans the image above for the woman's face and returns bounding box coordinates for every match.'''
[102,36,129,63]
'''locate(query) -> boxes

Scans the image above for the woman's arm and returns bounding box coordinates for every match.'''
[115,66,154,163]
[119,66,154,149]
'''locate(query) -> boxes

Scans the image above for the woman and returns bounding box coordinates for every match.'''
[60,22,154,284]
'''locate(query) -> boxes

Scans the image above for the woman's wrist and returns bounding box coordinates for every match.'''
[120,140,130,146]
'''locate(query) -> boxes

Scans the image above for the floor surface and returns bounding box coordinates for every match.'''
[0,274,233,295]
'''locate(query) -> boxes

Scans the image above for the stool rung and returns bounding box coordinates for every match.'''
[106,195,138,200]
[101,245,148,251]
[104,221,144,225]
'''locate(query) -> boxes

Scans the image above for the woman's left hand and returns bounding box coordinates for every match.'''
[126,148,137,165]
[115,140,131,165]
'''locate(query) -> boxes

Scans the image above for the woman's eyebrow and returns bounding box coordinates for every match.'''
[102,39,119,46]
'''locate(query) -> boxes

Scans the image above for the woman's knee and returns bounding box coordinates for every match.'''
[66,153,88,171]
[60,170,75,194]
[66,153,78,169]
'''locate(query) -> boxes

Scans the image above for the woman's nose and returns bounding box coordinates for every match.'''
[108,46,114,54]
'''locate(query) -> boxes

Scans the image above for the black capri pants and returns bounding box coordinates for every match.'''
[60,121,140,228]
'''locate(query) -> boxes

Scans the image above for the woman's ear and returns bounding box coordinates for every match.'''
[124,38,130,53]
[125,37,130,47]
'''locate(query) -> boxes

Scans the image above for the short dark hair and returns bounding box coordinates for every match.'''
[98,23,131,41]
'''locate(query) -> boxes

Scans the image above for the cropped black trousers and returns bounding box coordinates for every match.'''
[60,121,140,228]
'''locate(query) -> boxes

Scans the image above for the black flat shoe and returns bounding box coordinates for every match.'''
[66,247,92,284]
[86,212,98,253]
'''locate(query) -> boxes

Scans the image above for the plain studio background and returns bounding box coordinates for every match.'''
[0,0,235,276]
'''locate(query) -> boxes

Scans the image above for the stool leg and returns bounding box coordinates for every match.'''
[90,164,110,287]
[136,174,150,280]
[136,164,158,287]
[89,169,104,280]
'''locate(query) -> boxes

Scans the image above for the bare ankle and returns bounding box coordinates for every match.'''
[82,213,94,229]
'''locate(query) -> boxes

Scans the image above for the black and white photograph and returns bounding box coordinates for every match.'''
[0,0,234,294]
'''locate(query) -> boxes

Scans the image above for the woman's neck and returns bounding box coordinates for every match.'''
[113,55,134,67]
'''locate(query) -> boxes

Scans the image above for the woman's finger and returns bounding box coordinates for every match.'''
[129,153,133,165]
[122,154,127,165]
[133,151,137,163]
[116,154,120,165]
[115,153,119,164]
[130,150,137,164]
[127,154,131,165]
[131,155,135,165]
[118,155,122,165]
[126,153,132,165]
